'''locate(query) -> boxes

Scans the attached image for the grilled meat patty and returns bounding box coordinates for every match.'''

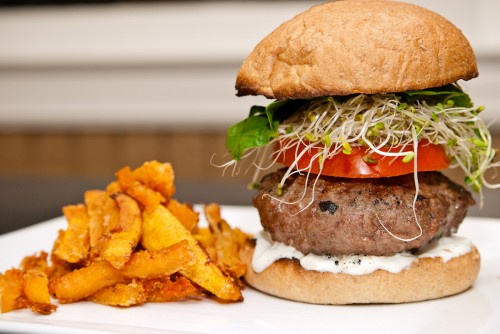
[253,170,475,256]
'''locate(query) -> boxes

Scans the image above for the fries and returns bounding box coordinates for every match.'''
[204,203,248,279]
[88,281,146,307]
[120,241,193,279]
[167,199,199,232]
[142,205,243,301]
[89,274,201,306]
[85,190,120,258]
[132,161,176,199]
[143,275,200,302]
[0,269,26,313]
[85,190,107,250]
[54,241,192,303]
[20,251,50,274]
[24,271,50,305]
[0,255,57,315]
[0,160,250,315]
[102,193,142,269]
[54,260,125,303]
[24,271,57,314]
[116,166,165,210]
[53,204,90,263]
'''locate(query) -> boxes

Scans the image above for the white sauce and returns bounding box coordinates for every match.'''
[252,231,473,275]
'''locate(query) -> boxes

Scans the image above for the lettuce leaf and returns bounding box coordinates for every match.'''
[226,100,306,161]
[403,84,472,108]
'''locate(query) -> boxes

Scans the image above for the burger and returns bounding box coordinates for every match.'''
[224,0,499,304]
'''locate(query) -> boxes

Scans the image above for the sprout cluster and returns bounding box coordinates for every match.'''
[217,85,500,214]
[276,93,497,194]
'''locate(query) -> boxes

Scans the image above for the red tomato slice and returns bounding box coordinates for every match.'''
[274,140,449,178]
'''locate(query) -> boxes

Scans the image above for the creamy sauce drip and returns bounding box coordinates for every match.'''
[252,231,473,275]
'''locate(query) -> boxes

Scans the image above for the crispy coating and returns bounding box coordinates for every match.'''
[102,193,142,269]
[53,204,90,263]
[142,205,243,302]
[1,161,248,315]
[54,241,192,303]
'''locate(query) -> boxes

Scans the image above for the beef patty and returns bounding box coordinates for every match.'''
[253,170,475,256]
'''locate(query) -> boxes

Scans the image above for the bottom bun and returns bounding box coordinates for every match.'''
[240,240,481,304]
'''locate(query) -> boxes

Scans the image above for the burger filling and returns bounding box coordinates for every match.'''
[253,169,474,256]
[225,83,497,196]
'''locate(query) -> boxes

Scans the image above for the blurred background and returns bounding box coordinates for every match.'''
[0,0,499,234]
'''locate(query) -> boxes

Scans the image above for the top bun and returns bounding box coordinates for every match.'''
[236,0,478,100]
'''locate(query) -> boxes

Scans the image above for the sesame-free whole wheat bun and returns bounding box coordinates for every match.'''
[236,0,478,100]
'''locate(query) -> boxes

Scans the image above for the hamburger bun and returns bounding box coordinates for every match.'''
[236,0,478,99]
[227,0,487,305]
[240,240,481,304]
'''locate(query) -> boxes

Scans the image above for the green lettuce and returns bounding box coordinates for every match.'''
[226,99,307,161]
[403,84,472,108]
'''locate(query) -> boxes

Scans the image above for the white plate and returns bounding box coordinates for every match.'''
[1,205,499,334]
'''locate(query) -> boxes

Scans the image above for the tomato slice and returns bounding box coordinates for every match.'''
[274,140,449,178]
